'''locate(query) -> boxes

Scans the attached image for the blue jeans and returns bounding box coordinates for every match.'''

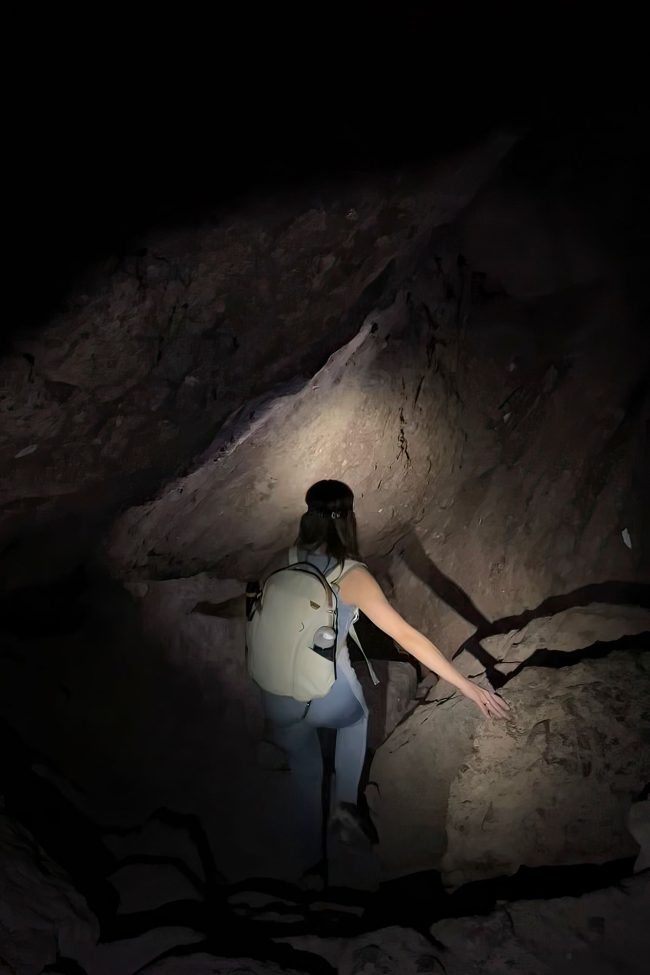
[261,662,368,868]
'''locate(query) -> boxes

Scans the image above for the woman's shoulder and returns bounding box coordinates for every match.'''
[338,561,373,598]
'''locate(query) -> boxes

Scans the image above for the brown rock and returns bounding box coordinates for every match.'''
[481,603,650,675]
[0,813,98,975]
[370,651,650,886]
[442,652,650,887]
[431,873,650,975]
[1,133,514,589]
[338,926,442,975]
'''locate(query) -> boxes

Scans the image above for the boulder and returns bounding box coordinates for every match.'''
[338,925,441,975]
[0,812,98,975]
[431,872,650,975]
[442,651,650,887]
[89,928,208,975]
[627,799,650,872]
[480,603,650,675]
[107,862,203,914]
[103,814,208,890]
[370,650,650,885]
[139,952,311,974]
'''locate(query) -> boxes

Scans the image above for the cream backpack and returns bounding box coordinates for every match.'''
[245,546,379,702]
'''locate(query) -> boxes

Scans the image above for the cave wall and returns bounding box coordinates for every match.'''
[0,115,648,887]
[379,124,649,655]
[0,133,513,591]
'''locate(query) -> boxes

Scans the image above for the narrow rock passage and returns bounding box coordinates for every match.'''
[1,60,649,974]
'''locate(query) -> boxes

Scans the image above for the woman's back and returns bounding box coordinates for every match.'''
[291,547,359,656]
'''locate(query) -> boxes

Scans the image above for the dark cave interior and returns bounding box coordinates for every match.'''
[1,12,650,975]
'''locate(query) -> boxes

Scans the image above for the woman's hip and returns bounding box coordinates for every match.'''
[262,667,367,730]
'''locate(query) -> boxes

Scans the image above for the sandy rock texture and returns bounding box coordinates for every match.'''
[371,650,650,885]
[1,133,513,591]
[482,603,650,675]
[0,107,648,917]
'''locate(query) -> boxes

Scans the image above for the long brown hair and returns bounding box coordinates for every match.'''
[296,480,361,569]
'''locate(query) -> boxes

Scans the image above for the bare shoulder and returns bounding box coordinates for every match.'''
[339,563,412,644]
[339,564,384,603]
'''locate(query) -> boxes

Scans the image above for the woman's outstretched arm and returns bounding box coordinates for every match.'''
[340,567,509,720]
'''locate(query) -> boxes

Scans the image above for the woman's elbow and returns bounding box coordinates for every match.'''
[370,612,418,649]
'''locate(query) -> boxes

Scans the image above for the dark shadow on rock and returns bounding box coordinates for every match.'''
[107,853,205,900]
[497,630,650,689]
[378,528,650,686]
[3,710,644,971]
[43,960,88,975]
[366,855,638,934]
[389,528,650,651]
[457,582,650,685]
[400,531,491,631]
[0,715,119,921]
[472,580,650,644]
[0,565,90,636]
[0,717,222,935]
[0,715,343,971]
[138,937,335,975]
[103,806,223,894]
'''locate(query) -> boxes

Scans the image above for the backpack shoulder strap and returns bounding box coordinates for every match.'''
[288,545,298,565]
[326,559,380,687]
[348,619,380,686]
[325,558,367,585]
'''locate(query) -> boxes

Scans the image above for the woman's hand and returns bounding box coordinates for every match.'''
[460,680,510,719]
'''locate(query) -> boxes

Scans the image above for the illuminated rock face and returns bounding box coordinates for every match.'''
[0,132,513,590]
[483,603,650,676]
[105,288,465,583]
[371,650,650,885]
[1,109,648,900]
[440,651,650,888]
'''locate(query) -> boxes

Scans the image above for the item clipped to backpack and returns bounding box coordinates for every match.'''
[245,546,380,702]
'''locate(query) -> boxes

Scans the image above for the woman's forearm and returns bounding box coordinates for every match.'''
[400,630,470,691]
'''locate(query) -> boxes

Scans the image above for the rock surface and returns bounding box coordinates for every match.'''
[0,812,98,975]
[139,956,311,975]
[1,133,514,591]
[274,875,650,974]
[105,290,463,585]
[89,927,205,975]
[0,105,648,925]
[338,925,441,974]
[371,650,650,885]
[102,814,209,890]
[431,872,650,975]
[107,862,203,914]
[627,799,650,872]
[481,603,650,675]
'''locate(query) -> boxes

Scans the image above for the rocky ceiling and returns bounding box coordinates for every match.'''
[1,134,514,589]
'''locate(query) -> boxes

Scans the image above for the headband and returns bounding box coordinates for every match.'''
[308,506,344,520]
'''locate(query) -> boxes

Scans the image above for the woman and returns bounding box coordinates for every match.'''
[194,479,508,877]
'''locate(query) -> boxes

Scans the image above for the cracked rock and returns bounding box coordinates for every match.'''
[370,651,650,886]
[481,603,650,674]
[0,812,99,975]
